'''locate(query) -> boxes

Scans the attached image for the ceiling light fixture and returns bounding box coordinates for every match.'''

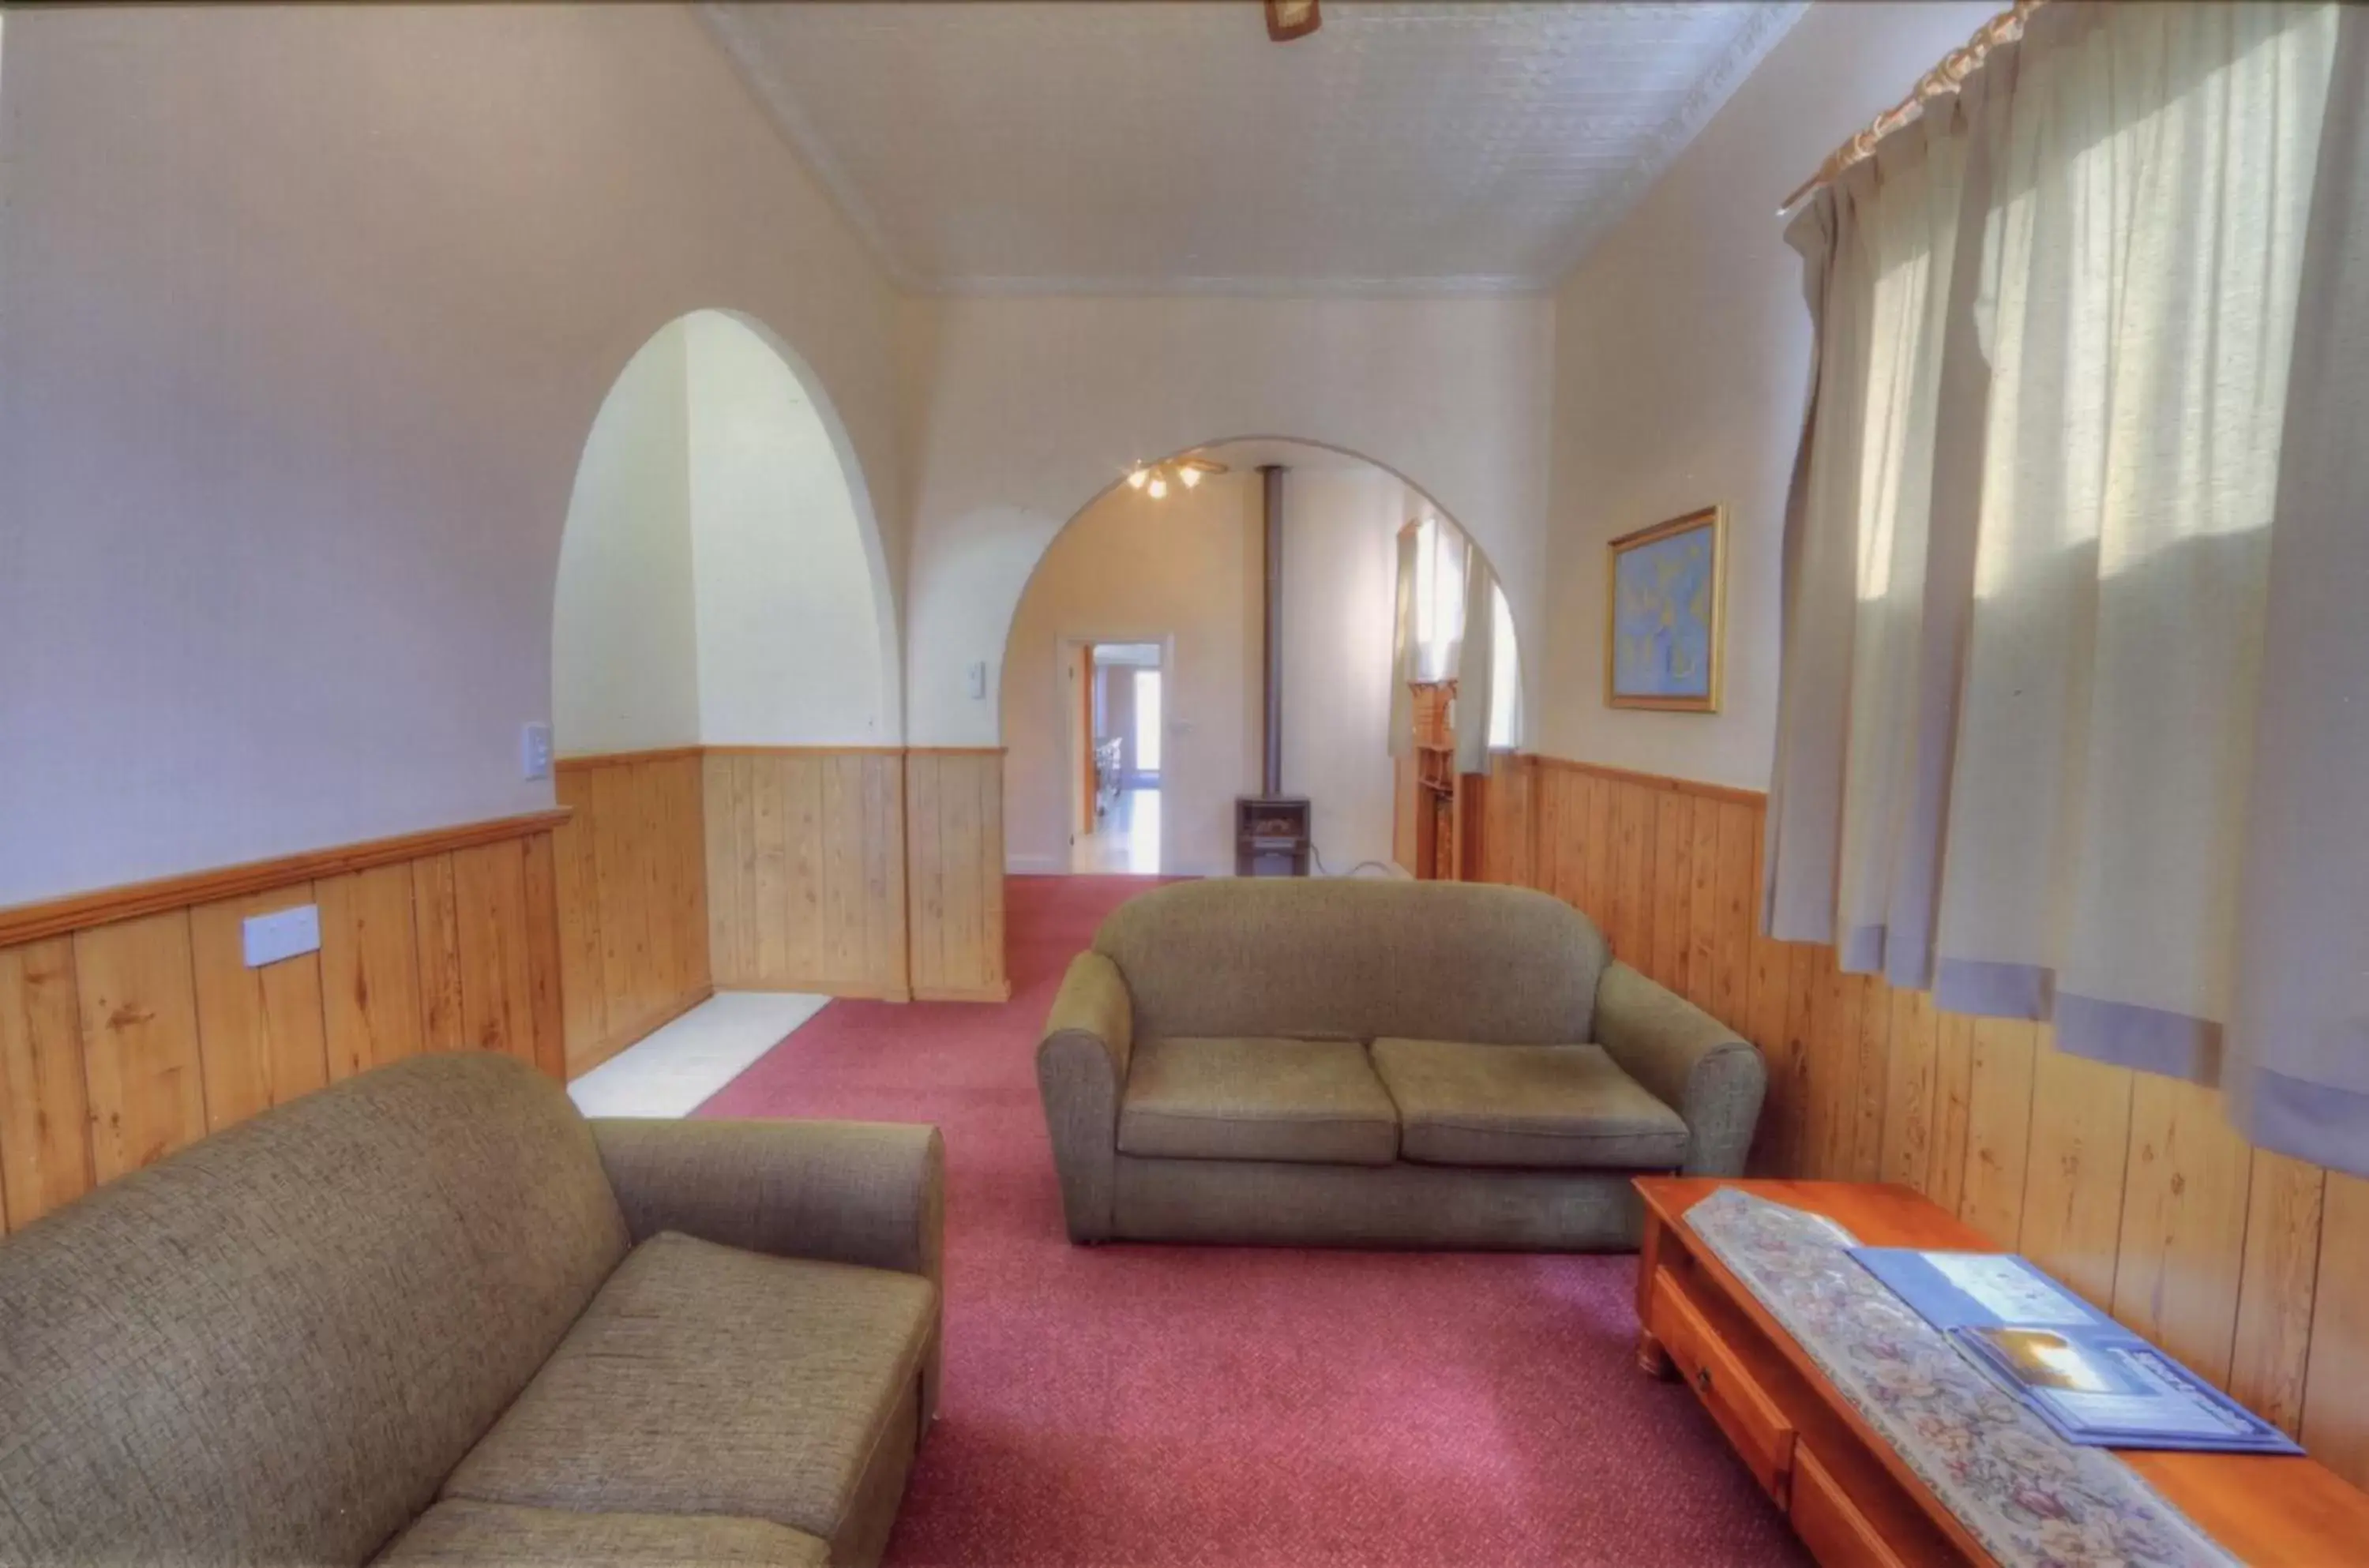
[1265,0,1321,43]
[1122,454,1230,501]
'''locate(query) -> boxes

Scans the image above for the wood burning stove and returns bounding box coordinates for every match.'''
[1235,794,1311,877]
[1235,463,1312,876]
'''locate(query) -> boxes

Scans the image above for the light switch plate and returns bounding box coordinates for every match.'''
[243,904,321,969]
[521,721,554,781]
[966,661,988,700]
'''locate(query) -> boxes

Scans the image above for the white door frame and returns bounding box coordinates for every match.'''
[1058,633,1174,874]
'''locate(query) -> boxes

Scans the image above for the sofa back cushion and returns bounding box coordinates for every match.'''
[1093,878,1609,1044]
[0,1052,630,1566]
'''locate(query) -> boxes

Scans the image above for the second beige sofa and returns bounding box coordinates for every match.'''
[1038,878,1764,1251]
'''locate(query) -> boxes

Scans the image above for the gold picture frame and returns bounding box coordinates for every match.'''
[1605,505,1726,713]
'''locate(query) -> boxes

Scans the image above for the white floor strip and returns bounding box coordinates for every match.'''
[567,991,830,1119]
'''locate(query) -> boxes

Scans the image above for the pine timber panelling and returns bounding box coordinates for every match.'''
[906,748,1010,1003]
[700,748,909,1002]
[552,751,712,1078]
[0,813,568,1236]
[1493,751,2369,1489]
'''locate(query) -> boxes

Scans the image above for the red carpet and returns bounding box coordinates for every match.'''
[700,875,1806,1567]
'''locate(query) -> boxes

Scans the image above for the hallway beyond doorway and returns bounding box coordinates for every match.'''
[1073,785,1160,874]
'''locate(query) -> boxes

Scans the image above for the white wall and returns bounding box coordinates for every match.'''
[900,294,1555,748]
[684,313,888,746]
[551,322,700,756]
[1537,1,1996,790]
[1280,468,1409,876]
[0,6,904,904]
[1001,476,1260,876]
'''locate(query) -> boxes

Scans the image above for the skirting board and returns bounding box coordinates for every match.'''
[721,977,917,1004]
[916,981,1014,1004]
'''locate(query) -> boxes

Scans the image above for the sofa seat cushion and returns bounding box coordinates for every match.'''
[440,1232,933,1555]
[1370,1038,1689,1169]
[376,1500,829,1566]
[1118,1036,1400,1166]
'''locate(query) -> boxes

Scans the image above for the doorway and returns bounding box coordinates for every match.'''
[1069,641,1165,874]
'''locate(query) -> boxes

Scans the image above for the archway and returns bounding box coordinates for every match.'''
[548,309,901,1075]
[998,436,1521,880]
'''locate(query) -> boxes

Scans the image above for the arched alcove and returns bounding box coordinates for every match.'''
[553,309,897,754]
[998,436,1520,879]
[548,308,907,1071]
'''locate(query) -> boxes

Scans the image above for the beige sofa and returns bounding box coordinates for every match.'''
[1038,878,1764,1250]
[0,1053,942,1568]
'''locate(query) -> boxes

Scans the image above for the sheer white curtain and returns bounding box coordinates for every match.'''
[1387,523,1419,759]
[1766,2,2361,1170]
[1453,550,1496,774]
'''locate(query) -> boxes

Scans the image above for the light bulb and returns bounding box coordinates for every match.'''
[1147,474,1168,499]
[1180,466,1203,489]
[1127,467,1150,490]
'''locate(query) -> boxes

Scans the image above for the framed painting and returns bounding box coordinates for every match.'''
[1605,505,1725,712]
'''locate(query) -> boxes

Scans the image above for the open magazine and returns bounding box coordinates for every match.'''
[1849,1248,2300,1454]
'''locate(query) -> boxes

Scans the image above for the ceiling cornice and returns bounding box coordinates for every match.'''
[701,2,926,294]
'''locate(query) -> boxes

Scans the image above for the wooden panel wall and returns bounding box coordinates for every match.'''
[1491,753,2369,1489]
[906,748,1010,1003]
[552,752,712,1077]
[701,748,910,1002]
[0,819,565,1236]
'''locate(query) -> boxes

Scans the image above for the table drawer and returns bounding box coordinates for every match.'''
[1791,1444,1909,1568]
[1650,1270,1796,1502]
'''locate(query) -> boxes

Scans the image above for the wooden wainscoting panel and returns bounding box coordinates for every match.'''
[907,749,1008,1003]
[0,814,567,1236]
[1925,1011,1978,1217]
[2230,1150,2328,1437]
[73,911,209,1184]
[2017,1046,2135,1310]
[189,886,330,1131]
[2301,1172,2369,1483]
[1881,985,1939,1191]
[2112,1075,2258,1388]
[1492,752,2367,1490]
[1956,1018,2038,1246]
[411,854,467,1052]
[700,748,908,1000]
[452,840,534,1063]
[554,753,711,1075]
[0,938,94,1231]
[550,801,609,1061]
[316,862,425,1078]
[520,832,569,1082]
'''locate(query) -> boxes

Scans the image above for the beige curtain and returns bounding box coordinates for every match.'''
[1388,524,1417,758]
[1766,2,2360,1171]
[1453,546,1496,775]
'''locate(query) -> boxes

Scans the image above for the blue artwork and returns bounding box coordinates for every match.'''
[1611,516,1718,706]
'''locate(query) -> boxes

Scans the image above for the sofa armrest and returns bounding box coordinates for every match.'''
[588,1118,944,1284]
[1592,962,1766,1178]
[1035,951,1134,1243]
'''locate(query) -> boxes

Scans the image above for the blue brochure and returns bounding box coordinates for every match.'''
[1849,1247,2301,1455]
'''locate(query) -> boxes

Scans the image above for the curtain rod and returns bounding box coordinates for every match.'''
[1778,0,2044,216]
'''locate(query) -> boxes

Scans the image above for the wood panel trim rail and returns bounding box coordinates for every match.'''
[1521,752,1768,808]
[554,747,706,770]
[0,809,573,947]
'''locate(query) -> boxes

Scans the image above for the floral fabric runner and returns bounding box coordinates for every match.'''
[1682,1187,2238,1568]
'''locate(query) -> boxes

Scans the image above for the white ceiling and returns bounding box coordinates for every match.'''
[706,2,1800,296]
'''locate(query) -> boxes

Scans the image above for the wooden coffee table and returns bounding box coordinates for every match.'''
[1633,1177,2369,1567]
